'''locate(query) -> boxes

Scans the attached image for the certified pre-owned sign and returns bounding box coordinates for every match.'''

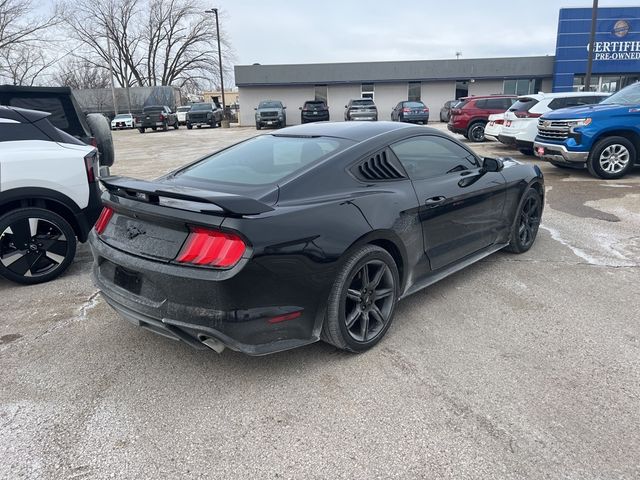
[588,19,640,61]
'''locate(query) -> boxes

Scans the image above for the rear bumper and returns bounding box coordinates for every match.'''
[301,114,329,123]
[498,135,533,150]
[401,114,429,123]
[447,123,465,135]
[533,141,589,164]
[89,232,328,355]
[347,112,378,121]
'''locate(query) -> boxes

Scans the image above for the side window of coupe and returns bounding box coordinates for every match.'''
[391,136,479,180]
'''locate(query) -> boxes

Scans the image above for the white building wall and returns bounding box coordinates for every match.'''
[467,79,505,96]
[421,81,456,121]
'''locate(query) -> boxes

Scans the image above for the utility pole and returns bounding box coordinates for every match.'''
[584,0,599,91]
[105,25,118,115]
[205,8,226,119]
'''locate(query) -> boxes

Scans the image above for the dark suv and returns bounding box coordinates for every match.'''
[300,101,329,123]
[448,95,516,142]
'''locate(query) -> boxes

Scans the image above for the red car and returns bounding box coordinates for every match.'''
[447,95,516,142]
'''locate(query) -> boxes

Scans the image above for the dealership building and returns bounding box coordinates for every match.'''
[234,6,640,126]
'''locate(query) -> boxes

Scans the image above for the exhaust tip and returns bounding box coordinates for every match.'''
[200,336,226,354]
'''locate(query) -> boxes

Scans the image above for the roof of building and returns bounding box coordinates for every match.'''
[235,56,556,86]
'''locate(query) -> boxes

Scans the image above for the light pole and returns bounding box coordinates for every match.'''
[204,8,225,119]
[584,0,599,91]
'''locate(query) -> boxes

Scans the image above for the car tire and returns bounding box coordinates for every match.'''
[504,188,542,254]
[174,121,179,129]
[587,136,636,179]
[280,120,286,128]
[86,113,115,167]
[468,121,486,142]
[519,148,534,156]
[151,127,157,131]
[0,208,77,285]
[162,122,168,132]
[187,123,192,130]
[256,122,261,130]
[138,128,145,133]
[321,245,399,352]
[197,125,201,129]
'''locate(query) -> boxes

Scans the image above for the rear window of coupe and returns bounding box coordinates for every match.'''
[176,135,351,185]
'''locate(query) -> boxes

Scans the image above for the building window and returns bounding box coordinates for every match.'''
[361,83,374,100]
[408,82,421,101]
[503,78,541,95]
[315,85,328,104]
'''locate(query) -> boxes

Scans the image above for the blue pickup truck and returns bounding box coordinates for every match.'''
[534,82,640,179]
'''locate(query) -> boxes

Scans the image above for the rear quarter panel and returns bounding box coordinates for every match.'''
[0,140,90,208]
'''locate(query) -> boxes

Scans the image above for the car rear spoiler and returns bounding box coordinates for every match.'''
[100,176,274,216]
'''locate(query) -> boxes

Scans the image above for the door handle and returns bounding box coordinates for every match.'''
[425,196,446,207]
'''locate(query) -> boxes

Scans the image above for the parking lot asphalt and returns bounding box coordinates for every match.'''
[1,123,639,479]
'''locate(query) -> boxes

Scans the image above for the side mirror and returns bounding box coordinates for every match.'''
[344,105,348,108]
[299,107,303,110]
[282,106,287,109]
[254,107,257,110]
[482,157,504,173]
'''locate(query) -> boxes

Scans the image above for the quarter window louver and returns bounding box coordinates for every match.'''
[356,151,406,181]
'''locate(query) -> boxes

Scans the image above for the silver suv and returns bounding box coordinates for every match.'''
[344,99,378,121]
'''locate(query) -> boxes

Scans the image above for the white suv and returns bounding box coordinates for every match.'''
[0,106,103,284]
[498,92,608,154]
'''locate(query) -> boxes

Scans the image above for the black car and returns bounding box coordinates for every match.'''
[300,100,329,123]
[391,101,430,124]
[90,122,544,356]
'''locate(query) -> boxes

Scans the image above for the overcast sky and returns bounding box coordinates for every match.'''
[218,0,639,66]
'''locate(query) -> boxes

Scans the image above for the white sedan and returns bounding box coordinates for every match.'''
[110,113,134,130]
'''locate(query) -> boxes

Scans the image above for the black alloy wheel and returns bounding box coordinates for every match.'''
[468,122,486,142]
[0,208,77,284]
[322,245,399,352]
[505,189,542,254]
[138,127,145,133]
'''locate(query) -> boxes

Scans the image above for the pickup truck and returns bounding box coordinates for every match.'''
[534,82,640,179]
[135,105,179,133]
[186,102,223,129]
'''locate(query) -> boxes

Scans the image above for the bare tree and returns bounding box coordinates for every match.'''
[53,57,112,89]
[0,0,61,84]
[0,0,60,51]
[61,0,234,90]
[0,44,59,86]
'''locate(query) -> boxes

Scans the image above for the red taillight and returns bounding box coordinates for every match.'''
[89,137,97,147]
[84,151,98,182]
[159,113,165,121]
[451,109,461,115]
[176,226,246,268]
[94,207,114,234]
[402,108,411,112]
[514,111,542,118]
[423,108,429,112]
[495,119,504,125]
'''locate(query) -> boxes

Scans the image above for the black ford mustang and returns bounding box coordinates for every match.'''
[90,122,544,355]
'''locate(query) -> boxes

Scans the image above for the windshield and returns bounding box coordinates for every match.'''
[143,106,163,113]
[176,135,352,186]
[191,103,213,111]
[258,101,283,109]
[601,82,640,105]
[405,102,425,108]
[114,114,131,119]
[351,100,374,106]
